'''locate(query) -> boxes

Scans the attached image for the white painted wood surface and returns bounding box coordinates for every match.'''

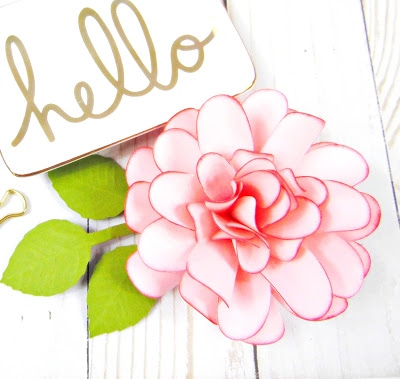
[1,0,399,378]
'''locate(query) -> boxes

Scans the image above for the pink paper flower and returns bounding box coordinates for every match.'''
[124,89,380,344]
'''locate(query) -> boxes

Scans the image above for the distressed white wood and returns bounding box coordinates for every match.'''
[363,0,400,216]
[1,0,400,378]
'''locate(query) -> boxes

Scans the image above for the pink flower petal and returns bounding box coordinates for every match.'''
[139,218,196,271]
[197,95,253,159]
[264,197,321,239]
[125,182,160,233]
[187,203,219,241]
[164,108,198,138]
[263,247,332,320]
[294,142,369,186]
[126,147,161,186]
[338,193,381,240]
[126,253,183,298]
[268,236,302,261]
[150,172,206,229]
[187,240,238,304]
[305,234,365,298]
[231,196,258,231]
[179,272,218,324]
[153,129,201,174]
[262,112,325,170]
[197,153,237,202]
[235,157,276,178]
[236,236,270,273]
[243,89,289,152]
[319,181,371,232]
[257,189,291,228]
[317,296,348,320]
[212,212,256,239]
[218,271,271,340]
[243,296,285,345]
[350,242,371,276]
[230,149,274,171]
[295,176,328,205]
[239,171,281,208]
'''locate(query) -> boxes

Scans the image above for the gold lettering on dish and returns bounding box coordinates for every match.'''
[6,0,214,146]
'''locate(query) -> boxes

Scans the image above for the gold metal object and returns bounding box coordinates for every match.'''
[0,189,27,224]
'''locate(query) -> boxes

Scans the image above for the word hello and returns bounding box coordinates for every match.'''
[6,0,214,147]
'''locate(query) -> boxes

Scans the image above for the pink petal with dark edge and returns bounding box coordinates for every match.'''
[243,89,289,152]
[262,112,325,170]
[319,181,371,232]
[263,247,332,320]
[197,153,237,202]
[197,95,253,159]
[187,240,238,304]
[350,242,371,276]
[264,197,321,239]
[244,296,285,345]
[294,142,369,186]
[317,296,348,320]
[164,108,198,138]
[179,272,218,324]
[305,234,365,298]
[268,236,303,261]
[295,176,328,205]
[240,171,281,208]
[153,129,201,174]
[236,237,270,273]
[126,253,183,298]
[125,182,160,233]
[218,271,271,340]
[257,189,291,228]
[338,193,381,240]
[150,172,206,229]
[231,196,258,231]
[231,149,274,171]
[235,158,276,178]
[212,212,256,239]
[187,203,220,241]
[139,218,196,271]
[126,147,161,186]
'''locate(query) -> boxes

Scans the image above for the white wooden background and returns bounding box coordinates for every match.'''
[1,0,399,377]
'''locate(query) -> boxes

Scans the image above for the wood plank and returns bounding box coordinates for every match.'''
[363,0,400,217]
[228,0,400,377]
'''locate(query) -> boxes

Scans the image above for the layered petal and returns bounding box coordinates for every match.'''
[262,112,325,170]
[179,272,218,323]
[264,197,321,239]
[139,218,196,271]
[243,296,285,345]
[305,233,365,298]
[317,296,348,320]
[125,182,160,233]
[243,89,288,152]
[164,107,198,137]
[236,236,270,273]
[150,172,206,229]
[197,95,253,159]
[263,247,332,319]
[319,181,371,232]
[294,142,369,185]
[153,129,201,173]
[218,271,271,340]
[126,147,161,186]
[187,240,238,304]
[268,236,302,261]
[126,253,183,298]
[197,153,236,202]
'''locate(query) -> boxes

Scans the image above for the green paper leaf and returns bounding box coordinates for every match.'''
[48,154,128,220]
[1,220,91,296]
[88,245,156,337]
